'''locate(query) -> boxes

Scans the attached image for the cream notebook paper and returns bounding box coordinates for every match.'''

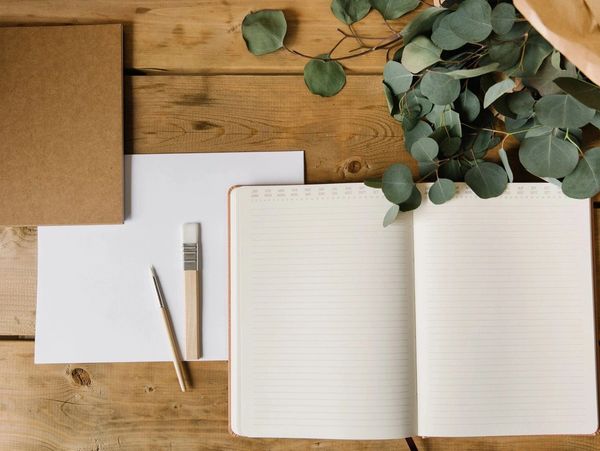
[229,183,597,439]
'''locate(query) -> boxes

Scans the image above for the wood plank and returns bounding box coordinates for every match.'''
[0,0,420,75]
[128,75,411,183]
[0,341,410,451]
[0,227,36,336]
[0,340,598,451]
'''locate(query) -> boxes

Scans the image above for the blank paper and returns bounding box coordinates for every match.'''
[35,151,304,363]
[230,184,417,439]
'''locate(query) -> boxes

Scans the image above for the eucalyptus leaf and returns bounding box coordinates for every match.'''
[518,134,579,178]
[364,178,382,188]
[398,186,423,211]
[506,90,535,117]
[401,7,446,43]
[429,178,456,204]
[440,136,462,157]
[488,41,521,69]
[448,0,493,43]
[455,88,481,122]
[405,89,433,117]
[562,148,600,198]
[370,0,419,20]
[498,147,514,182]
[242,10,287,55]
[383,61,413,95]
[509,33,552,77]
[542,177,562,188]
[420,71,461,105]
[304,57,346,97]
[383,203,400,227]
[554,77,600,110]
[431,13,467,51]
[411,137,439,162]
[491,3,516,35]
[439,158,463,180]
[404,120,433,150]
[534,94,596,128]
[330,0,371,24]
[496,21,530,41]
[402,36,442,73]
[483,78,515,108]
[472,129,492,158]
[550,50,562,69]
[382,163,415,203]
[590,112,600,131]
[426,106,462,137]
[445,63,500,79]
[418,161,437,177]
[523,57,577,96]
[465,161,508,198]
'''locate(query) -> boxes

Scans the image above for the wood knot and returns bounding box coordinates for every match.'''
[347,160,362,174]
[338,156,369,180]
[71,368,91,386]
[144,385,155,393]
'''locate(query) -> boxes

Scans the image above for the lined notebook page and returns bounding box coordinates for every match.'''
[413,183,597,437]
[230,184,417,439]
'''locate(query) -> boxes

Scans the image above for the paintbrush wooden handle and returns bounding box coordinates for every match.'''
[185,269,201,360]
[160,307,186,392]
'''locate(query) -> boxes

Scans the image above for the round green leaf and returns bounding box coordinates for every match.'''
[383,203,400,227]
[404,120,433,150]
[534,94,596,129]
[401,7,446,43]
[554,77,600,110]
[488,41,520,68]
[370,0,419,20]
[304,57,346,97]
[382,164,415,204]
[440,136,462,157]
[420,71,461,105]
[523,58,577,97]
[330,0,371,24]
[448,0,493,43]
[483,78,515,108]
[455,89,480,122]
[401,36,442,73]
[439,158,463,180]
[426,105,462,137]
[491,3,516,35]
[506,90,535,117]
[431,13,466,51]
[405,89,433,118]
[411,137,439,162]
[398,185,423,211]
[518,134,579,178]
[465,162,508,198]
[562,147,600,198]
[383,61,413,95]
[508,33,552,77]
[429,178,456,204]
[242,10,288,56]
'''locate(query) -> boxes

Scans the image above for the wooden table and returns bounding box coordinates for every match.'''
[0,2,598,450]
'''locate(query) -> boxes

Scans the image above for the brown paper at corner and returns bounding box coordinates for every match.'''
[0,24,123,226]
[514,0,600,86]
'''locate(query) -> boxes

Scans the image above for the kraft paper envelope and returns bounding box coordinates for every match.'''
[0,24,123,226]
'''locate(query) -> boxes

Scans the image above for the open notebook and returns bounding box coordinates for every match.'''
[229,183,598,439]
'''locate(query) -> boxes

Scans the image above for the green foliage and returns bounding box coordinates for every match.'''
[242,1,600,222]
[242,10,287,55]
[370,0,419,20]
[304,56,346,97]
[330,0,371,24]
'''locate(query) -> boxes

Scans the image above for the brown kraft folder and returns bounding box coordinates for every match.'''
[0,24,123,226]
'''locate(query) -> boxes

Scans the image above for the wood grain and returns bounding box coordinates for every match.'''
[0,341,598,451]
[0,0,420,75]
[128,75,412,183]
[0,227,36,337]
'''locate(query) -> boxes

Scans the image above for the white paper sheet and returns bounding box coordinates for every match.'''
[35,151,304,363]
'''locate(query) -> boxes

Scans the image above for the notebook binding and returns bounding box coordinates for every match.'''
[183,243,198,271]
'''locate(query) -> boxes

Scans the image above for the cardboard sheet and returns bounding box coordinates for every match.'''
[0,25,123,225]
[35,151,304,363]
